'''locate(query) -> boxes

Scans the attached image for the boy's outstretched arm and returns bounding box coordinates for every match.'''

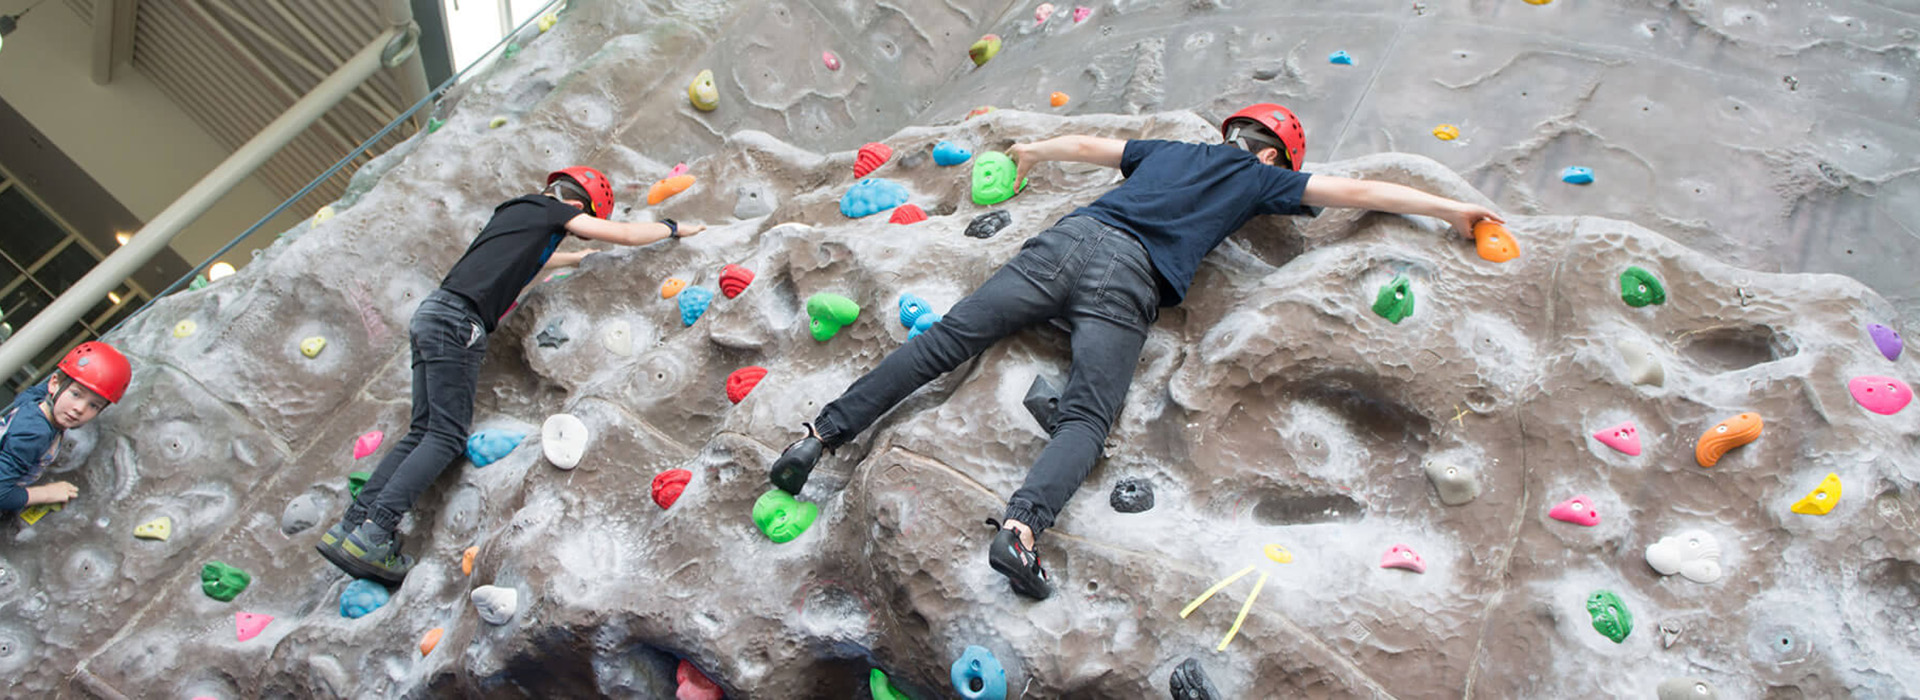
[564,215,708,246]
[1302,176,1503,238]
[1009,135,1128,184]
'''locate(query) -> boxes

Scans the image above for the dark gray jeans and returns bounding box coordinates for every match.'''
[814,216,1160,535]
[350,288,488,531]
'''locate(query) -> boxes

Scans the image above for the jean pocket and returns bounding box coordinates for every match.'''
[1013,229,1086,281]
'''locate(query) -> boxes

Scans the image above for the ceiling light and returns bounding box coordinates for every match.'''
[107,291,122,305]
[115,232,130,246]
[207,261,236,281]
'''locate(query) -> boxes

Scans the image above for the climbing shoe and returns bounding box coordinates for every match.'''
[318,520,352,549]
[769,425,824,494]
[314,521,359,577]
[986,519,1052,600]
[1169,656,1221,700]
[334,522,416,585]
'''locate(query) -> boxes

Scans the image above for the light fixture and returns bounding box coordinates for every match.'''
[115,232,130,246]
[0,0,48,56]
[207,261,236,281]
[107,291,122,305]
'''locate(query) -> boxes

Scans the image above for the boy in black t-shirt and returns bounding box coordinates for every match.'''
[317,166,706,584]
[766,104,1503,600]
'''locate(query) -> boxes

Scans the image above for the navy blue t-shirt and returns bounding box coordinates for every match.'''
[440,195,580,330]
[1068,139,1314,305]
[0,384,60,513]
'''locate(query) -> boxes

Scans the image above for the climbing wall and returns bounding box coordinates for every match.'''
[4,0,1918,698]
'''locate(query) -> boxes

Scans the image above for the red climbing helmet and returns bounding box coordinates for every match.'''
[1221,103,1306,171]
[546,166,615,219]
[56,340,131,403]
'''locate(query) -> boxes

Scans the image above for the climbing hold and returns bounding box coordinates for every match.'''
[347,471,371,499]
[1034,2,1056,24]
[18,502,61,524]
[840,178,911,218]
[898,294,933,329]
[652,469,692,509]
[1432,124,1460,141]
[1592,420,1642,456]
[719,264,755,299]
[676,660,724,700]
[1586,590,1633,643]
[1470,221,1520,263]
[462,546,478,576]
[311,205,336,227]
[733,183,777,219]
[966,209,1012,239]
[1263,544,1294,564]
[726,366,767,404]
[855,142,894,178]
[201,561,252,602]
[1657,678,1719,700]
[299,336,327,358]
[1024,375,1060,430]
[353,431,384,459]
[806,292,862,341]
[174,320,196,338]
[500,43,520,60]
[1371,274,1415,324]
[541,413,589,470]
[133,516,172,541]
[1548,495,1601,526]
[280,494,322,536]
[188,274,209,291]
[472,585,519,625]
[870,668,913,700]
[966,106,998,121]
[602,319,633,356]
[1523,0,1552,4]
[536,321,568,348]
[933,141,973,166]
[1169,657,1220,700]
[1072,5,1091,21]
[678,286,715,326]
[1619,266,1666,307]
[339,578,391,619]
[426,118,445,133]
[488,115,512,129]
[1848,375,1912,415]
[909,313,941,339]
[687,69,719,111]
[1380,544,1426,574]
[822,50,841,71]
[234,612,273,642]
[1329,50,1353,65]
[889,203,928,225]
[1659,621,1683,648]
[660,278,688,299]
[1561,166,1594,184]
[1868,323,1902,361]
[536,12,558,32]
[419,628,445,656]
[1789,472,1843,515]
[1616,339,1666,386]
[1109,478,1155,513]
[971,152,1025,206]
[1694,413,1762,468]
[1645,530,1722,583]
[466,430,527,468]
[968,34,1002,67]
[1424,460,1481,505]
[1050,91,1070,108]
[648,175,696,205]
[950,645,1009,700]
[751,488,819,544]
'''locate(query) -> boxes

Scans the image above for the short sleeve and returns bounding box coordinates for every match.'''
[1119,140,1170,178]
[1258,169,1316,217]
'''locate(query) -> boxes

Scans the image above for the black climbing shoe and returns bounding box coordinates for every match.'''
[769,425,824,494]
[986,519,1052,600]
[334,522,415,585]
[1169,656,1221,700]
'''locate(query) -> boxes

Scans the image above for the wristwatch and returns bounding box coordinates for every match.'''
[662,217,680,239]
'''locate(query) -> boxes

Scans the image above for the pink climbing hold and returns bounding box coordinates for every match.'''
[1380,544,1426,573]
[1549,496,1601,526]
[1035,2,1055,24]
[822,50,841,71]
[1848,375,1913,415]
[889,203,928,225]
[668,162,689,178]
[676,659,723,700]
[1592,421,1641,456]
[1072,5,1092,22]
[855,142,893,178]
[353,431,384,460]
[234,611,273,642]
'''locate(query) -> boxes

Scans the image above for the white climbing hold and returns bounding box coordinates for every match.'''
[1616,339,1665,386]
[1644,529,1722,583]
[472,585,519,625]
[1423,460,1481,505]
[601,320,633,357]
[541,413,589,470]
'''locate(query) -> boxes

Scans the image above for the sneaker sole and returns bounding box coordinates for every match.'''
[314,542,407,586]
[988,551,1052,600]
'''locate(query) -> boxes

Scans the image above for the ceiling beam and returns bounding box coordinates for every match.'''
[89,0,139,86]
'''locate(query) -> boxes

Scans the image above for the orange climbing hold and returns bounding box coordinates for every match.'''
[719,265,755,299]
[461,546,478,576]
[889,204,928,225]
[648,175,696,205]
[1695,413,1763,468]
[855,142,893,178]
[966,105,997,120]
[1050,91,1070,107]
[660,278,688,299]
[1473,221,1520,263]
[419,627,445,656]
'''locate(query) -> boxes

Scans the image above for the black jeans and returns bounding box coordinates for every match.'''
[814,216,1160,535]
[349,289,488,531]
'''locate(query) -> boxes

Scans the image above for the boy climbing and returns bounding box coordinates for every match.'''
[317,166,707,584]
[1,342,131,518]
[766,104,1503,600]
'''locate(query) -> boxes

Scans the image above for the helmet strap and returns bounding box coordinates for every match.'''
[545,178,593,215]
[1225,124,1289,167]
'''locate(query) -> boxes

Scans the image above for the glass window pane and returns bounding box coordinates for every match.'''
[1,283,51,328]
[101,298,142,333]
[0,255,17,290]
[29,326,90,377]
[33,242,99,295]
[85,296,114,330]
[0,187,65,268]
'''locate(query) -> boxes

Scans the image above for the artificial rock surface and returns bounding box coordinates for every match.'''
[6,1,1920,698]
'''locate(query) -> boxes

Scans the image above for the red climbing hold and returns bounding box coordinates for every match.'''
[652,469,692,509]
[889,204,928,225]
[855,142,893,178]
[235,611,273,642]
[719,264,755,299]
[676,660,724,700]
[726,366,767,404]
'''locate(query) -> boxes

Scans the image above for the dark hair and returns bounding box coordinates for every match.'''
[545,177,591,211]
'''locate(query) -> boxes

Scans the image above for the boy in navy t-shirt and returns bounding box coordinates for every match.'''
[765,104,1503,600]
[1,342,131,519]
[316,166,706,585]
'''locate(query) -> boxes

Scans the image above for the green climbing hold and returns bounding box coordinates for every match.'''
[427,117,445,133]
[971,152,1026,206]
[1586,589,1633,643]
[806,293,861,342]
[347,471,372,499]
[501,43,521,61]
[751,489,819,544]
[1620,266,1666,307]
[188,274,209,292]
[1372,274,1415,324]
[871,668,914,700]
[201,561,252,602]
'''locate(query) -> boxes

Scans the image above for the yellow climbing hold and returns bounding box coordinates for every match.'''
[173,320,197,338]
[1790,472,1842,515]
[311,205,336,227]
[134,516,172,541]
[18,503,60,524]
[1264,543,1294,563]
[536,13,559,32]
[1524,0,1552,4]
[1432,124,1460,141]
[489,116,508,129]
[688,69,719,111]
[300,337,327,358]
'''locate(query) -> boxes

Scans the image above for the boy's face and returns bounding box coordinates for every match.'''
[46,378,109,429]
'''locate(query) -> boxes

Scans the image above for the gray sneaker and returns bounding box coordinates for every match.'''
[336,522,415,585]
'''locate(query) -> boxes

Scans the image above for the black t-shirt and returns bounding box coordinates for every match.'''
[440,195,581,330]
[1068,139,1314,305]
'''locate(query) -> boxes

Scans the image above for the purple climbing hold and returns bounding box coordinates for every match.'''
[1869,323,1902,361]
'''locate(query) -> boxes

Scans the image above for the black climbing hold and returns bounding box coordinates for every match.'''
[1110,478,1155,513]
[1169,657,1220,700]
[537,322,569,348]
[966,209,1012,239]
[1023,375,1060,431]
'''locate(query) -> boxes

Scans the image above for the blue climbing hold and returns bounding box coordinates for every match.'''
[467,430,527,468]
[339,579,390,619]
[909,313,941,339]
[1329,50,1353,65]
[841,178,911,219]
[898,294,932,329]
[933,141,973,167]
[1561,166,1594,185]
[950,645,1008,700]
[679,286,715,326]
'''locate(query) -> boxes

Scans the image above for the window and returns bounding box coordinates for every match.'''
[0,175,149,395]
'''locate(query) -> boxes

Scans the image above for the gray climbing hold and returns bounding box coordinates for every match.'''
[1659,620,1683,648]
[1424,460,1481,505]
[537,322,569,348]
[1616,339,1665,386]
[1024,375,1060,431]
[1656,678,1718,700]
[1110,478,1154,513]
[966,210,1012,239]
[280,493,326,536]
[1169,656,1220,700]
[472,585,519,625]
[733,183,776,219]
